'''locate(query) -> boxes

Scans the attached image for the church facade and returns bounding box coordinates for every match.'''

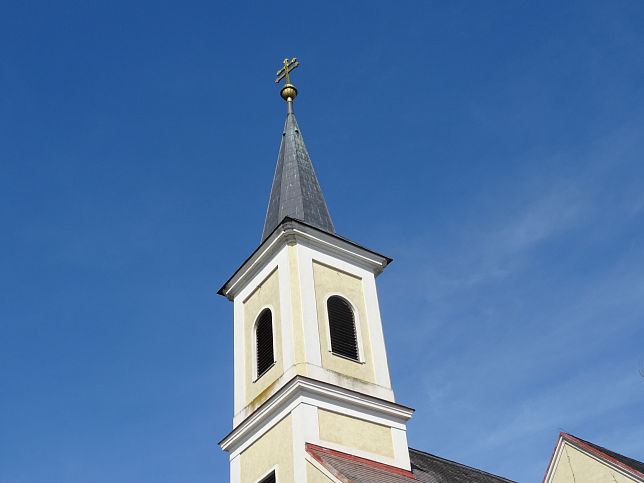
[218,60,513,483]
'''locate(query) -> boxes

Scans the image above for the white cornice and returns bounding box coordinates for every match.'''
[219,219,391,301]
[219,375,414,455]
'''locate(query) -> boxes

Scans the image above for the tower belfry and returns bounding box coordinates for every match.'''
[218,60,414,483]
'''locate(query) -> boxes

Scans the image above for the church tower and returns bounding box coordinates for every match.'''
[218,59,414,483]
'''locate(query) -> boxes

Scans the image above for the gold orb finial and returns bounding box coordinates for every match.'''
[280,83,298,102]
[275,58,300,102]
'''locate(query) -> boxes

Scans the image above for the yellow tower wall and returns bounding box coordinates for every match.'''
[306,461,333,482]
[239,414,294,483]
[221,227,411,481]
[318,408,395,458]
[242,268,283,407]
[312,261,376,383]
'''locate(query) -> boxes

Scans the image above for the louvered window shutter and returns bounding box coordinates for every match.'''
[327,296,359,361]
[259,471,276,483]
[256,309,274,378]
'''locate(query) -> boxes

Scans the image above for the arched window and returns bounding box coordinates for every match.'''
[327,296,359,361]
[255,308,274,378]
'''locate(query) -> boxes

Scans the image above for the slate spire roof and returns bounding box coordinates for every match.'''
[261,100,335,241]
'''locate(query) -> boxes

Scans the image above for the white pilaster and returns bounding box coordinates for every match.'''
[362,275,392,389]
[392,427,411,471]
[297,244,322,366]
[229,454,241,483]
[277,247,295,371]
[233,298,244,413]
[292,402,320,481]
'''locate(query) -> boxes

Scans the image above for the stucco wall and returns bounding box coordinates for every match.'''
[318,408,394,458]
[312,261,375,383]
[239,414,294,483]
[306,460,332,482]
[243,268,283,407]
[550,443,640,483]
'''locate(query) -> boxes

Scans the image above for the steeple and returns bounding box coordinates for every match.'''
[220,60,412,483]
[218,59,514,483]
[261,59,335,241]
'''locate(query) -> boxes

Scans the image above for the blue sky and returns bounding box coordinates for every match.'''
[1,1,643,482]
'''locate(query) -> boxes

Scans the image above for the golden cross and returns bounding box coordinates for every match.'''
[275,58,299,85]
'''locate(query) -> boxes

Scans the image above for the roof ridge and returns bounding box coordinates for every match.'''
[562,433,644,477]
[408,447,516,482]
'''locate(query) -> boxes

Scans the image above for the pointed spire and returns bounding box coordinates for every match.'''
[262,61,334,241]
[261,98,335,241]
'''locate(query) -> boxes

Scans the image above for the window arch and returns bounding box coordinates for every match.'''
[327,295,359,361]
[255,308,274,378]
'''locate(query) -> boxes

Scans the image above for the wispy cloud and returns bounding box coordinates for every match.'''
[392,123,644,481]
[480,369,643,450]
[496,190,583,253]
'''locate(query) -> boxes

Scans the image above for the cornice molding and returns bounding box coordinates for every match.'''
[219,375,414,454]
[218,218,391,301]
